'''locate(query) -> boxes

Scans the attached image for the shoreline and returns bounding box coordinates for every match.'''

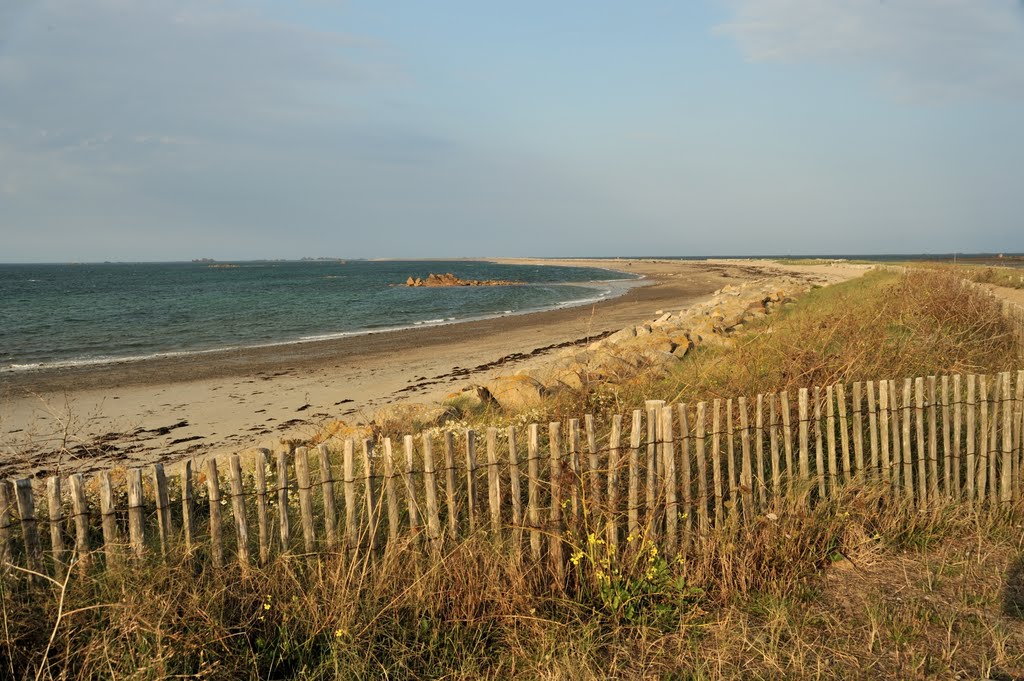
[0,258,863,478]
[1,274,646,376]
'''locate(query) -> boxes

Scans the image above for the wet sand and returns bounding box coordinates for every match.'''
[0,258,863,477]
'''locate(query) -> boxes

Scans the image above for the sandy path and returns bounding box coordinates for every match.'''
[0,259,867,478]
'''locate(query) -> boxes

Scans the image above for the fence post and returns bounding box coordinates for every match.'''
[815,387,827,498]
[423,434,442,549]
[403,435,420,545]
[661,405,678,555]
[586,414,600,512]
[362,439,380,553]
[952,375,963,499]
[825,386,837,492]
[0,481,12,570]
[837,383,851,479]
[754,395,765,509]
[966,375,976,502]
[798,389,810,490]
[254,449,270,563]
[153,464,172,556]
[68,474,90,571]
[205,459,224,568]
[781,392,795,495]
[548,422,564,583]
[867,381,879,478]
[15,479,40,572]
[852,382,865,476]
[295,446,316,554]
[527,424,542,561]
[712,399,724,525]
[318,444,338,550]
[464,431,477,533]
[383,438,400,544]
[127,469,145,558]
[181,460,195,551]
[46,477,65,577]
[694,403,708,534]
[928,376,939,503]
[1001,372,1013,505]
[98,472,119,566]
[607,414,622,552]
[443,432,458,539]
[508,426,522,536]
[276,449,291,553]
[342,440,357,553]
[228,455,250,568]
[568,419,581,527]
[679,403,693,543]
[738,397,753,520]
[769,394,781,495]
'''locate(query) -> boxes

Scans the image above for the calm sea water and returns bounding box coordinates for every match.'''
[0,260,635,372]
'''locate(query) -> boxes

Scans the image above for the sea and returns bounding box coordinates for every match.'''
[0,260,637,373]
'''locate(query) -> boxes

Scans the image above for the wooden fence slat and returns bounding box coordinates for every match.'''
[181,460,195,551]
[0,481,11,568]
[988,374,1000,507]
[423,434,442,548]
[1001,372,1013,505]
[712,399,724,526]
[607,414,622,552]
[914,377,927,507]
[928,376,939,502]
[867,381,879,478]
[383,438,400,543]
[816,387,827,497]
[127,469,145,558]
[295,446,317,553]
[318,443,338,550]
[738,397,753,520]
[694,403,708,533]
[890,379,902,491]
[508,426,522,533]
[276,450,291,552]
[966,375,976,501]
[952,375,962,498]
[755,395,765,509]
[254,449,270,563]
[853,382,865,476]
[486,428,501,535]
[342,440,357,552]
[465,430,477,533]
[568,419,581,526]
[661,406,678,555]
[205,459,223,567]
[646,408,658,531]
[46,477,65,575]
[798,389,810,489]
[781,391,795,494]
[99,472,119,565]
[941,376,951,497]
[153,464,171,555]
[548,422,564,582]
[68,474,89,570]
[825,386,837,491]
[903,379,914,503]
[15,479,41,571]
[362,439,380,552]
[978,375,989,503]
[527,424,542,561]
[403,435,420,543]
[837,383,851,478]
[444,432,458,539]
[1014,371,1024,497]
[725,399,737,519]
[629,410,643,537]
[228,455,250,568]
[678,404,692,542]
[769,394,781,495]
[879,381,891,485]
[586,414,600,511]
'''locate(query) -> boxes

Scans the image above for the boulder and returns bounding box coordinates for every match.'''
[605,326,637,343]
[443,385,496,413]
[485,375,546,410]
[372,403,456,429]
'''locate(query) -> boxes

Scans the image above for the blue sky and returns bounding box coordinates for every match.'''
[1,0,1023,262]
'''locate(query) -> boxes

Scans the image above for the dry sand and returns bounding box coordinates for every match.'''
[0,259,868,478]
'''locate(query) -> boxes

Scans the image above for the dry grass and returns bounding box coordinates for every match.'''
[3,485,1024,679]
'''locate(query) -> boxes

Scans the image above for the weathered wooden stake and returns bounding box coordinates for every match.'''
[444,432,458,539]
[902,379,914,503]
[486,428,501,535]
[508,426,522,534]
[68,474,90,570]
[825,386,837,491]
[383,438,400,543]
[548,422,565,582]
[928,376,939,503]
[181,460,195,551]
[952,375,963,498]
[295,447,317,553]
[629,410,643,537]
[15,479,41,571]
[678,404,693,542]
[318,444,338,550]
[362,439,380,552]
[341,441,356,552]
[423,434,442,549]
[966,375,976,501]
[781,391,795,494]
[0,481,11,569]
[837,383,851,478]
[694,403,709,533]
[1001,372,1013,505]
[465,430,477,533]
[607,414,622,552]
[153,463,172,555]
[254,449,270,563]
[276,449,291,553]
[755,395,765,508]
[769,394,781,494]
[403,435,420,544]
[205,459,223,567]
[661,406,678,555]
[46,477,65,575]
[98,472,119,566]
[127,468,145,558]
[941,376,951,498]
[527,424,542,561]
[738,397,753,520]
[852,382,865,476]
[867,381,880,478]
[568,418,581,526]
[228,455,250,568]
[815,387,827,497]
[798,389,810,489]
[586,414,600,512]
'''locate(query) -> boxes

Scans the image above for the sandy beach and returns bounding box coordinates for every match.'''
[0,258,865,478]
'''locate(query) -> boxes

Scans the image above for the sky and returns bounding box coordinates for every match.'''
[1,0,1023,262]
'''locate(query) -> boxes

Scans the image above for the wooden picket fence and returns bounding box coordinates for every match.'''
[2,368,1024,582]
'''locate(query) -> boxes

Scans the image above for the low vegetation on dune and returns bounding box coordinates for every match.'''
[4,267,1024,679]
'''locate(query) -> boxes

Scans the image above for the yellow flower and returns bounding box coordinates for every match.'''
[334,628,345,638]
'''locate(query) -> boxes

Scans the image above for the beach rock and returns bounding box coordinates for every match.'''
[405,272,521,288]
[485,375,546,410]
[444,386,496,413]
[372,403,456,429]
[606,326,637,343]
[635,324,653,336]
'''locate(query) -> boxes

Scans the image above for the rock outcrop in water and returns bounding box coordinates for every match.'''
[405,273,522,287]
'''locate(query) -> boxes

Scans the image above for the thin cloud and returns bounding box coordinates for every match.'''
[717,0,1024,98]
